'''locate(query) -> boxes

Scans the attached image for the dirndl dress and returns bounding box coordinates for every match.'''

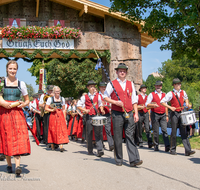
[47,97,69,145]
[0,80,31,156]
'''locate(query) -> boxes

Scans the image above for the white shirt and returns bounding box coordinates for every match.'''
[5,77,28,96]
[68,105,77,112]
[39,94,45,104]
[145,91,165,106]
[99,91,111,106]
[136,94,147,104]
[77,92,103,107]
[46,96,65,106]
[160,89,188,103]
[103,78,137,104]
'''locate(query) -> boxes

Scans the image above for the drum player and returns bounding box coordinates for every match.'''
[77,80,105,157]
[160,78,196,156]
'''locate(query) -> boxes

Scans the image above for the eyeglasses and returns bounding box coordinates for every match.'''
[118,70,127,73]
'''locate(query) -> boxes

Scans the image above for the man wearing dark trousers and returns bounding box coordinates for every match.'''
[137,84,153,148]
[104,63,142,167]
[161,78,195,156]
[99,81,114,151]
[77,80,105,157]
[146,81,170,152]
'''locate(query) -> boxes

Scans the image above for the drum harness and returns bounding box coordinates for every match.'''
[173,90,183,113]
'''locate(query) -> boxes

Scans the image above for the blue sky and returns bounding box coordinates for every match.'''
[0,0,172,92]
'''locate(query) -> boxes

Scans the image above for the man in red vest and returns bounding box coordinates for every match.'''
[99,81,114,151]
[146,81,170,151]
[137,84,153,148]
[77,80,105,157]
[161,78,195,156]
[104,63,142,167]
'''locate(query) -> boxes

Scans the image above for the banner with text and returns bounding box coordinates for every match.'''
[2,38,74,49]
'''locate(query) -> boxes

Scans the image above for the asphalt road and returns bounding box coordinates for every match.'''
[0,132,200,190]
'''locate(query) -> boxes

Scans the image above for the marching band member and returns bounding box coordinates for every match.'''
[77,80,105,157]
[67,99,79,140]
[0,60,30,176]
[145,81,170,152]
[99,81,114,151]
[137,84,153,148]
[160,78,195,156]
[31,93,43,142]
[104,63,142,167]
[45,86,69,152]
[39,85,54,145]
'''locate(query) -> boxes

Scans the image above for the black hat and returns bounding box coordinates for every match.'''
[86,80,96,87]
[47,85,54,91]
[139,84,147,91]
[115,63,128,70]
[99,81,107,87]
[172,78,181,85]
[38,89,44,94]
[155,81,163,86]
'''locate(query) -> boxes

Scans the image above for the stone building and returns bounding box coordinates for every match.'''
[0,0,154,90]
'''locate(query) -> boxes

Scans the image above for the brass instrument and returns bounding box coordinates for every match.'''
[40,94,51,116]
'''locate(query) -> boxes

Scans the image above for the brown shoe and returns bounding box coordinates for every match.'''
[130,160,143,167]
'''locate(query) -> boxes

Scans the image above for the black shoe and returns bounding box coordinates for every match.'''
[47,144,51,149]
[81,139,85,143]
[15,166,22,176]
[88,152,94,155]
[96,151,104,157]
[165,146,170,152]
[148,144,153,148]
[185,150,196,156]
[54,145,59,149]
[154,146,159,151]
[170,151,177,155]
[7,166,12,173]
[116,162,122,166]
[60,148,65,152]
[130,160,143,167]
[0,155,5,161]
[139,143,143,148]
[109,145,114,151]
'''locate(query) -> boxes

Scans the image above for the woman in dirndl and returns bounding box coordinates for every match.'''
[0,60,30,176]
[45,86,69,152]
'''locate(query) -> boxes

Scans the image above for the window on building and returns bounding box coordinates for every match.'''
[12,19,18,27]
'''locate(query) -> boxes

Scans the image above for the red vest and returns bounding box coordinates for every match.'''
[138,94,148,113]
[111,79,133,112]
[151,92,166,114]
[99,94,110,114]
[35,99,39,110]
[170,90,184,112]
[85,93,99,115]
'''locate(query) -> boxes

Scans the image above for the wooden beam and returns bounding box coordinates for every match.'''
[36,0,39,18]
[0,0,20,6]
[79,4,88,17]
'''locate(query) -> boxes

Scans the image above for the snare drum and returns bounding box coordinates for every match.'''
[91,116,107,126]
[180,111,196,126]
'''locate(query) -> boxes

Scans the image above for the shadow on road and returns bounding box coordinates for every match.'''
[143,167,200,190]
[0,163,30,174]
[189,157,200,164]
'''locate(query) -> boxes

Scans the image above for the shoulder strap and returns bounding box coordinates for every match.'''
[172,90,182,107]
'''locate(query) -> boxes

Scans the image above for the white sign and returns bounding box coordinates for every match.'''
[2,38,74,49]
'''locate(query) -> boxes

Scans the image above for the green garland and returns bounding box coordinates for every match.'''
[0,49,111,63]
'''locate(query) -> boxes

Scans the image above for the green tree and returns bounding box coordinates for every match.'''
[28,58,102,98]
[110,0,200,62]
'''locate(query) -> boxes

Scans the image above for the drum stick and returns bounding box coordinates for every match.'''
[176,106,184,110]
[83,102,97,114]
[94,49,130,119]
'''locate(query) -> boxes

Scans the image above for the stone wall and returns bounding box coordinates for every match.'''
[0,0,142,91]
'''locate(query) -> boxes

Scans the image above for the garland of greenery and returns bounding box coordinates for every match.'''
[0,49,111,63]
